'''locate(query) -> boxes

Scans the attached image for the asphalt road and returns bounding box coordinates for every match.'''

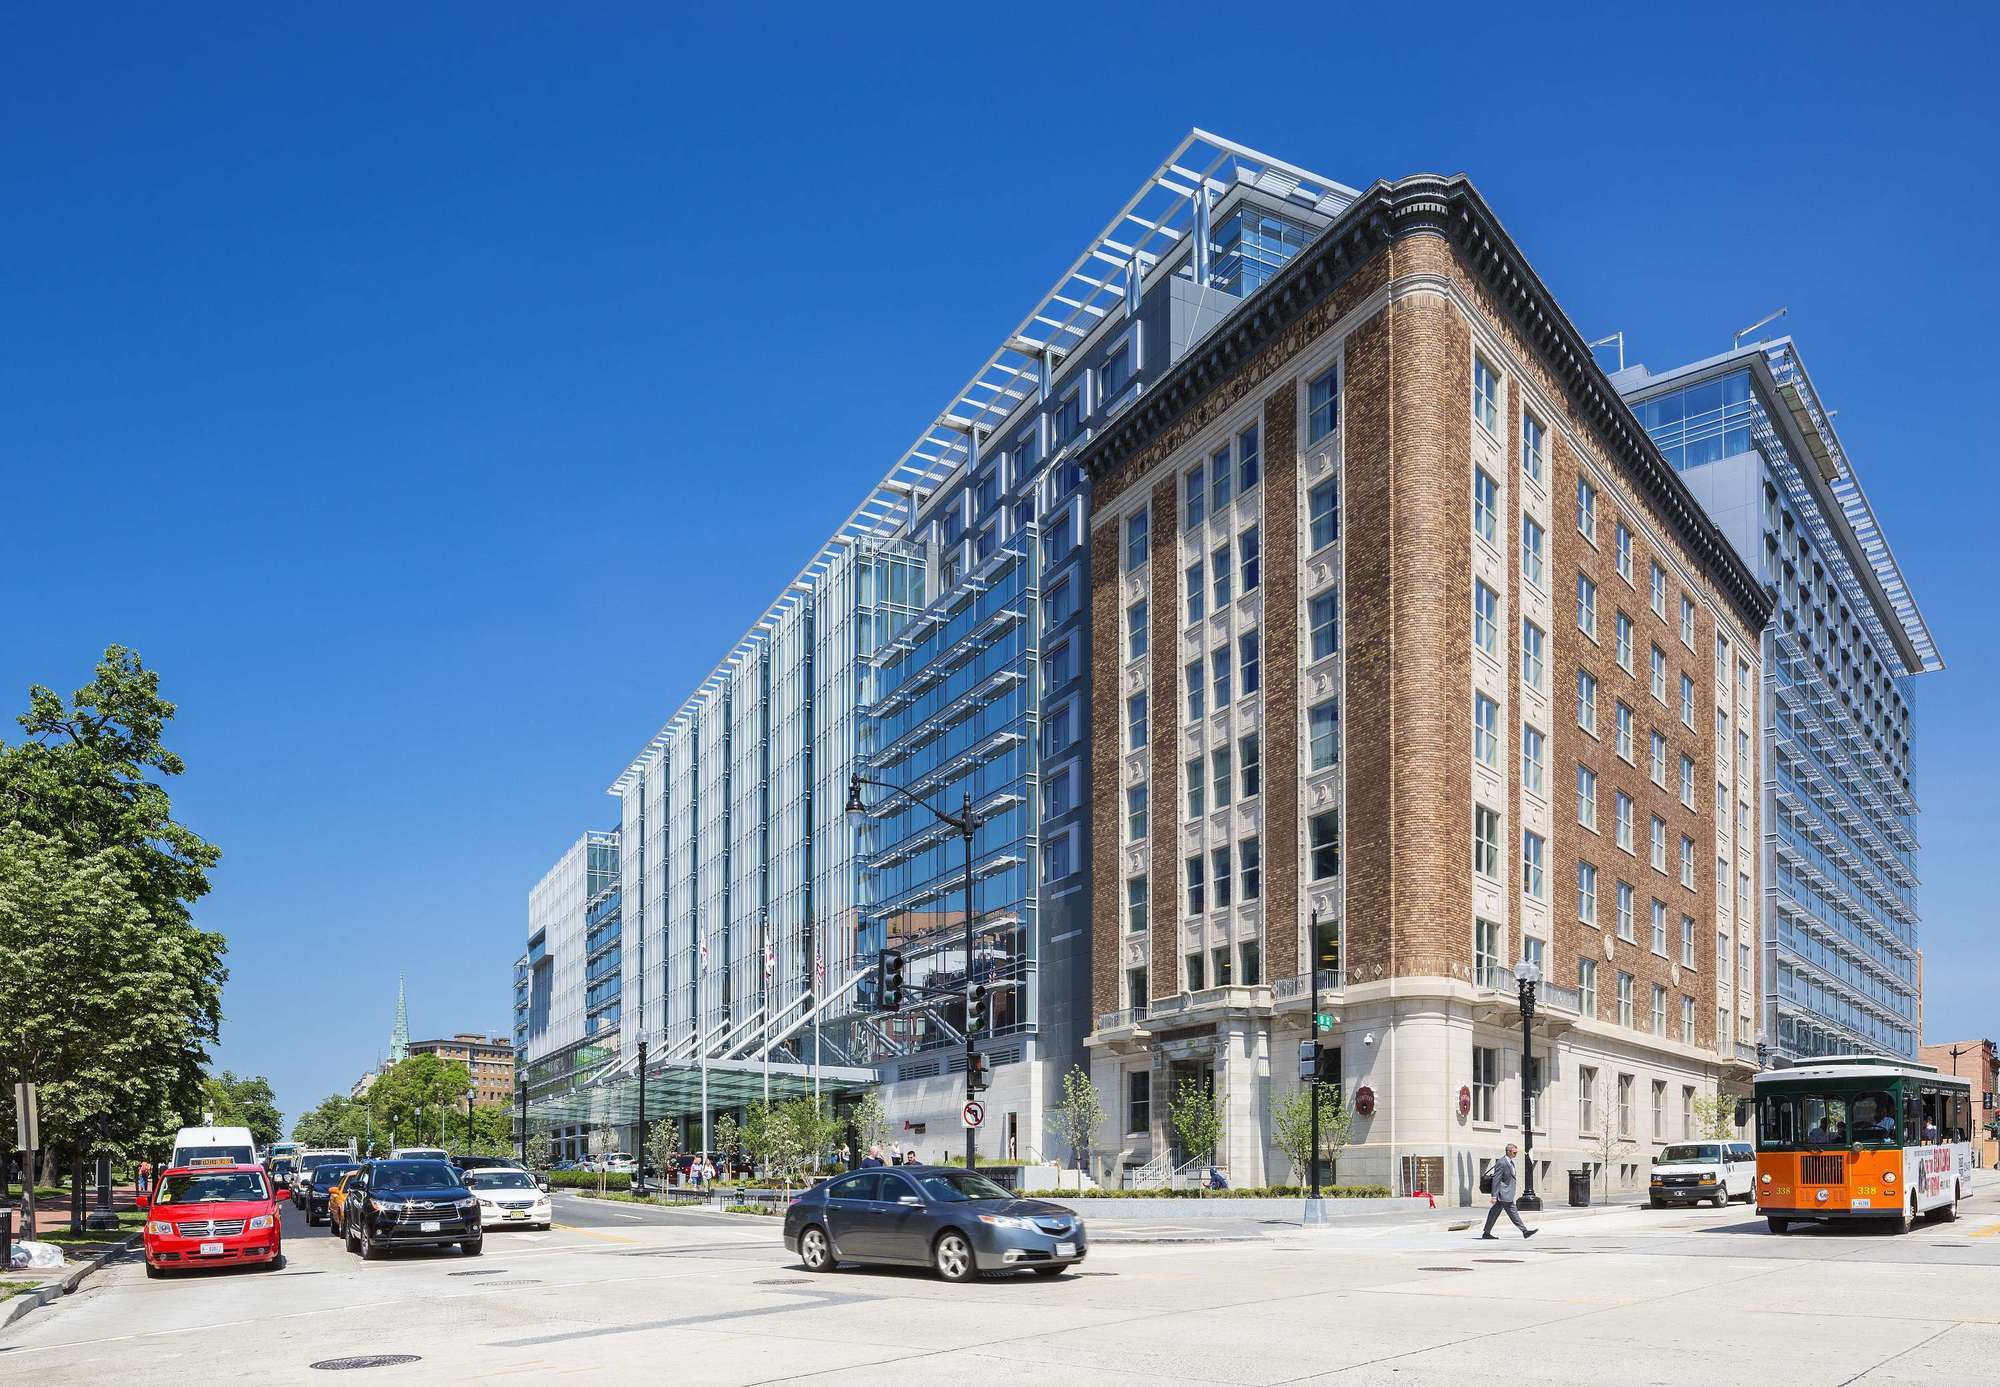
[6,1180,2000,1384]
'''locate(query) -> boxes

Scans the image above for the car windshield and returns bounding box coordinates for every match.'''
[312,1165,356,1185]
[157,1172,268,1204]
[371,1161,463,1191]
[465,1170,536,1190]
[1759,1090,1899,1148]
[1657,1144,1721,1164]
[302,1154,347,1170]
[175,1144,255,1166]
[912,1172,1013,1203]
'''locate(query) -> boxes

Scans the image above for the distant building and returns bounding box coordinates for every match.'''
[1919,1038,1998,1167]
[407,1033,517,1108]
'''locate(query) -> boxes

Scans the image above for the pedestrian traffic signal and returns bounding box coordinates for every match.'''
[876,949,906,1010]
[967,983,990,1035]
[1315,1045,1342,1086]
[967,1052,992,1093]
[1297,1040,1319,1083]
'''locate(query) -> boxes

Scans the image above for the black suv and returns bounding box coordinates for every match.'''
[342,1159,483,1259]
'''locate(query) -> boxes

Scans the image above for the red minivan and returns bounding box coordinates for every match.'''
[140,1163,284,1277]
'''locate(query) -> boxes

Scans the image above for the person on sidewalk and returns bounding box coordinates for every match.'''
[1481,1144,1538,1240]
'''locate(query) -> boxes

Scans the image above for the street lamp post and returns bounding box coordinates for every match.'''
[635,1038,649,1194]
[1514,958,1542,1212]
[848,773,979,1171]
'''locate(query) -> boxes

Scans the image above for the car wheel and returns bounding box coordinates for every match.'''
[1032,1265,1068,1278]
[1713,1191,1728,1209]
[306,1210,320,1227]
[265,1253,286,1272]
[799,1225,835,1273]
[1766,1217,1788,1235]
[933,1230,976,1283]
[344,1219,358,1253]
[360,1221,383,1260]
[144,1261,164,1279]
[1649,1199,1664,1209]
[460,1236,483,1257]
[1891,1196,1915,1234]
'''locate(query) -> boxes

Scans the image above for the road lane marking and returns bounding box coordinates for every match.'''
[1965,1221,2000,1239]
[551,1223,639,1245]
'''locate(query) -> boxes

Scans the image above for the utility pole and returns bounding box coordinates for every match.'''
[636,1038,648,1192]
[1515,959,1542,1212]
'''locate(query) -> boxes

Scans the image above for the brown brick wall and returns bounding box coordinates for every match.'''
[1148,475,1181,999]
[1261,379,1301,981]
[1340,306,1393,983]
[1089,519,1123,1017]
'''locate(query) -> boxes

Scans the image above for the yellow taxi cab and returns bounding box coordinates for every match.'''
[326,1167,361,1236]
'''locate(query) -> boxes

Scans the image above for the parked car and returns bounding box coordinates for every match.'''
[450,1154,521,1172]
[783,1166,1085,1282]
[341,1159,482,1259]
[601,1154,636,1174]
[389,1146,451,1163]
[326,1169,359,1236]
[1649,1140,1757,1208]
[463,1167,553,1230]
[140,1164,284,1277]
[299,1162,358,1225]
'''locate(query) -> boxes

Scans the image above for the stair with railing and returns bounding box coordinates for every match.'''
[1124,1151,1172,1190]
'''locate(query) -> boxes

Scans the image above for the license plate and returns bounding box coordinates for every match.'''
[506,1210,527,1220]
[199,1241,225,1257]
[420,1221,441,1233]
[1056,1240,1076,1257]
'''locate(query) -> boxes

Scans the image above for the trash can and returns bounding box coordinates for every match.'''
[1568,1169,1592,1207]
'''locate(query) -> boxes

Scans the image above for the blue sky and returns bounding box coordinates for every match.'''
[4,5,1994,1128]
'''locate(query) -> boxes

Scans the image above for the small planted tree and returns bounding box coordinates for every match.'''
[712,1113,740,1176]
[1585,1078,1636,1204]
[1047,1065,1104,1179]
[1272,1084,1353,1187]
[849,1091,888,1163]
[1692,1090,1738,1141]
[1169,1077,1224,1193]
[646,1120,679,1192]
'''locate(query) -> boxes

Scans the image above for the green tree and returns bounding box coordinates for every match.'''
[292,1094,367,1150]
[1272,1084,1353,1186]
[0,648,228,1190]
[712,1113,740,1167]
[1047,1065,1104,1174]
[202,1071,283,1150]
[1692,1089,1740,1141]
[847,1091,887,1160]
[366,1054,475,1148]
[1168,1077,1223,1193]
[646,1120,680,1186]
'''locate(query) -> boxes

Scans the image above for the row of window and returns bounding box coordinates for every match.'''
[1122,809,1339,935]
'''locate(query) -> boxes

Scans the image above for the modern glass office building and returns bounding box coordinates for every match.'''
[1615,338,1940,1060]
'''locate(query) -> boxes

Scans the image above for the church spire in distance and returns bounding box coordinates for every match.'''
[390,975,410,1062]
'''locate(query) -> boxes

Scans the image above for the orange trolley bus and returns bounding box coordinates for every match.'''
[1754,1055,1974,1234]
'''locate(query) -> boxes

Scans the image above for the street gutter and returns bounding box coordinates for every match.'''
[1,1233,140,1332]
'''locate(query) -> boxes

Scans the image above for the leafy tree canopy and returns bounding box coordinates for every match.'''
[203,1071,283,1151]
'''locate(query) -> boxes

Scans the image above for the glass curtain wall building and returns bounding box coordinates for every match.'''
[1614,339,1940,1060]
[520,829,622,1161]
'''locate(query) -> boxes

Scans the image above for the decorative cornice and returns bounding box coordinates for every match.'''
[1081,174,1774,632]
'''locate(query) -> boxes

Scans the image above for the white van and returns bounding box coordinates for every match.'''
[170,1125,258,1170]
[390,1147,451,1163]
[1649,1139,1756,1208]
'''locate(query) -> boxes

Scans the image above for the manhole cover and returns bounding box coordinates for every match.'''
[755,1278,810,1286]
[1417,1266,1473,1272]
[309,1356,423,1371]
[449,1269,506,1277]
[1473,1258,1523,1264]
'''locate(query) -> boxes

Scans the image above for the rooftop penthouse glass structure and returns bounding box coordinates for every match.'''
[1616,338,1940,1061]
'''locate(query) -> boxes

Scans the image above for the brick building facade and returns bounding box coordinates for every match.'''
[408,1033,517,1108]
[1918,1039,1998,1168]
[1083,176,1773,1201]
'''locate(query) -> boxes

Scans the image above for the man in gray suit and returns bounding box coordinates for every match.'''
[1481,1143,1538,1240]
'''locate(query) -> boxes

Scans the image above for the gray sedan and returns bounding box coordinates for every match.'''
[783,1167,1086,1281]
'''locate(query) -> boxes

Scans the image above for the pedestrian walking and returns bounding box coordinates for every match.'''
[136,1159,154,1198]
[1480,1143,1537,1240]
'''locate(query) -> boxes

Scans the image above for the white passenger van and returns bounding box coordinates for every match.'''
[170,1124,258,1170]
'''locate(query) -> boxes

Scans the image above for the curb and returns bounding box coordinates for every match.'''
[2,1234,140,1332]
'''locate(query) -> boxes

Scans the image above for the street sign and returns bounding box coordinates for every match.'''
[960,1100,985,1129]
[13,1082,36,1150]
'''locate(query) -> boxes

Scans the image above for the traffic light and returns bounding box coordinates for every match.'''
[967,983,990,1035]
[967,1052,992,1092]
[1315,1045,1341,1086]
[876,949,906,1010]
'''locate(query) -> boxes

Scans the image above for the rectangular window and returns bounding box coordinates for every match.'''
[1679,836,1695,889]
[1617,974,1634,1030]
[1212,648,1231,708]
[1125,512,1149,572]
[1522,514,1546,589]
[1211,946,1231,987]
[1127,1070,1150,1133]
[1679,754,1695,808]
[1576,764,1598,830]
[1310,591,1340,661]
[1185,562,1205,624]
[1617,881,1634,942]
[1239,525,1261,592]
[1650,730,1667,787]
[1045,574,1074,624]
[1651,986,1667,1038]
[1184,465,1206,531]
[1618,1072,1634,1137]
[1650,644,1667,702]
[1652,1078,1667,1137]
[1126,784,1148,842]
[1615,521,1632,582]
[1680,594,1696,649]
[1474,467,1499,544]
[1576,476,1597,541]
[1616,701,1634,762]
[1650,561,1667,617]
[1473,355,1500,435]
[1126,599,1148,661]
[1240,835,1262,901]
[1576,573,1597,639]
[1475,581,1500,656]
[1240,732,1260,799]
[1472,1046,1499,1122]
[1308,479,1339,549]
[1616,793,1634,853]
[1127,693,1148,751]
[1522,620,1546,691]
[1186,660,1205,722]
[1475,916,1503,981]
[1474,693,1499,768]
[1523,724,1545,795]
[1311,810,1341,880]
[1309,698,1341,770]
[1577,670,1598,735]
[1578,861,1598,926]
[1680,915,1696,969]
[1307,365,1340,443]
[1680,673,1695,728]
[1681,1083,1696,1139]
[1239,939,1262,987]
[1474,805,1501,879]
[1523,830,1546,900]
[1239,630,1261,695]
[1185,855,1205,915]
[1211,845,1233,909]
[1522,412,1545,483]
[1580,1066,1599,1130]
[1047,766,1073,817]
[1237,423,1261,492]
[1650,815,1667,871]
[1651,898,1668,955]
[1579,959,1598,1016]
[1209,444,1232,513]
[1211,544,1231,608]
[1616,611,1633,672]
[1186,758,1204,818]
[1186,951,1205,992]
[1212,747,1232,811]
[1126,876,1148,933]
